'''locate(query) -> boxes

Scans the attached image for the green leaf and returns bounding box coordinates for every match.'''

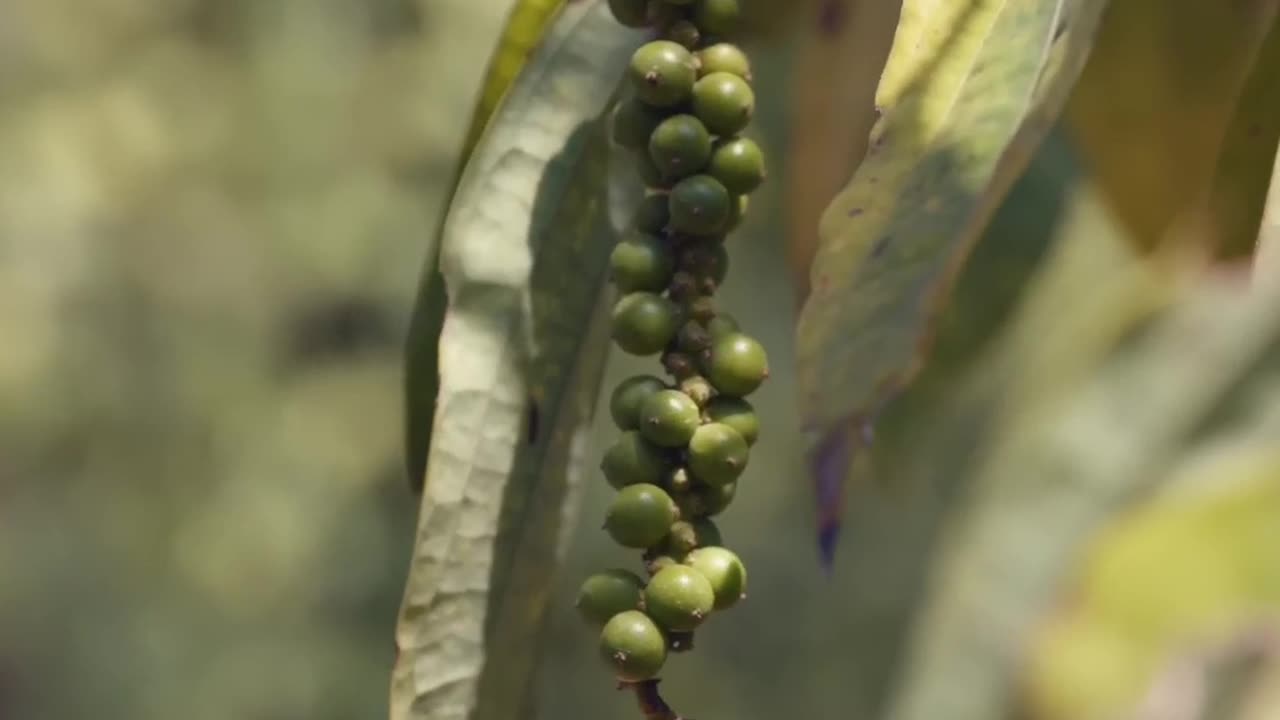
[794,0,1111,442]
[881,265,1280,720]
[391,4,641,719]
[1064,0,1280,257]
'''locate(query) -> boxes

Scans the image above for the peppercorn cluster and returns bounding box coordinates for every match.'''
[575,0,769,689]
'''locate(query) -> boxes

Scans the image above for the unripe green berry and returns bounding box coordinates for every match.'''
[632,193,671,234]
[692,0,741,35]
[605,483,679,548]
[600,610,667,682]
[692,71,755,136]
[628,40,697,108]
[612,292,678,356]
[610,231,676,293]
[679,481,736,517]
[646,554,681,576]
[706,331,768,396]
[644,565,716,631]
[634,149,669,189]
[577,569,645,625]
[638,389,701,447]
[610,374,668,430]
[601,431,669,488]
[696,43,752,80]
[648,114,712,181]
[705,312,739,340]
[704,396,759,445]
[664,517,723,556]
[612,99,666,150]
[687,422,749,487]
[669,174,731,235]
[685,546,746,609]
[708,136,766,194]
[608,0,652,27]
[724,193,749,231]
[664,19,702,49]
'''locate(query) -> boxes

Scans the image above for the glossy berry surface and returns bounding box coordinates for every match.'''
[703,396,758,446]
[610,374,668,431]
[680,480,735,517]
[705,331,768,396]
[704,312,739,340]
[708,136,766,195]
[628,40,697,107]
[692,71,755,136]
[604,483,678,548]
[601,431,668,489]
[685,546,747,610]
[648,114,712,181]
[610,231,675,293]
[687,422,749,487]
[600,610,668,681]
[577,569,645,625]
[638,389,701,447]
[612,292,678,356]
[695,43,751,80]
[612,98,665,150]
[668,174,731,235]
[644,564,716,632]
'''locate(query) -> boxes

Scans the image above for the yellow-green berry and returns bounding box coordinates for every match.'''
[601,431,669,489]
[577,569,645,625]
[687,422,749,487]
[644,564,716,632]
[708,136,766,195]
[685,546,746,609]
[612,292,679,356]
[638,388,701,447]
[600,610,667,681]
[692,71,755,136]
[704,396,758,445]
[628,40,697,107]
[605,483,679,548]
[705,331,768,396]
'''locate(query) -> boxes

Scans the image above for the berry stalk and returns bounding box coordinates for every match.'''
[576,1,768,718]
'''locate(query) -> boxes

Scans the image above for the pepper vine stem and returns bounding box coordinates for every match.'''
[623,679,689,720]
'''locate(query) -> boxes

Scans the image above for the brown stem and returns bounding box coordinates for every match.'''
[620,679,690,720]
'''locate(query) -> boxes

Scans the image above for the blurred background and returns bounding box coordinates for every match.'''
[0,1,876,718]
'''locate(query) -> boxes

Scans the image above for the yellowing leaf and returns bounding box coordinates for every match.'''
[795,0,1110,439]
[462,0,569,159]
[391,4,641,719]
[1064,0,1280,256]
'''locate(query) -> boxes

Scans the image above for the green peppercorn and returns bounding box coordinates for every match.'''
[600,610,668,681]
[685,546,746,609]
[704,396,759,445]
[611,231,676,293]
[669,174,731,235]
[632,193,671,234]
[696,43,751,80]
[692,0,741,35]
[608,0,652,27]
[577,569,646,625]
[628,40,697,107]
[705,312,739,340]
[687,422,749,487]
[648,114,712,181]
[724,193,749,232]
[664,19,702,49]
[644,564,716,631]
[634,149,668,189]
[698,481,736,516]
[610,374,668,430]
[601,431,669,488]
[612,98,666,150]
[612,292,679,356]
[705,331,768,396]
[692,71,755,136]
[708,136,766,195]
[664,517,723,556]
[646,554,681,576]
[605,483,679,548]
[638,388,701,447]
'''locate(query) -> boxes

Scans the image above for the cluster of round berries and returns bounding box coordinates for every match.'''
[576,0,768,693]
